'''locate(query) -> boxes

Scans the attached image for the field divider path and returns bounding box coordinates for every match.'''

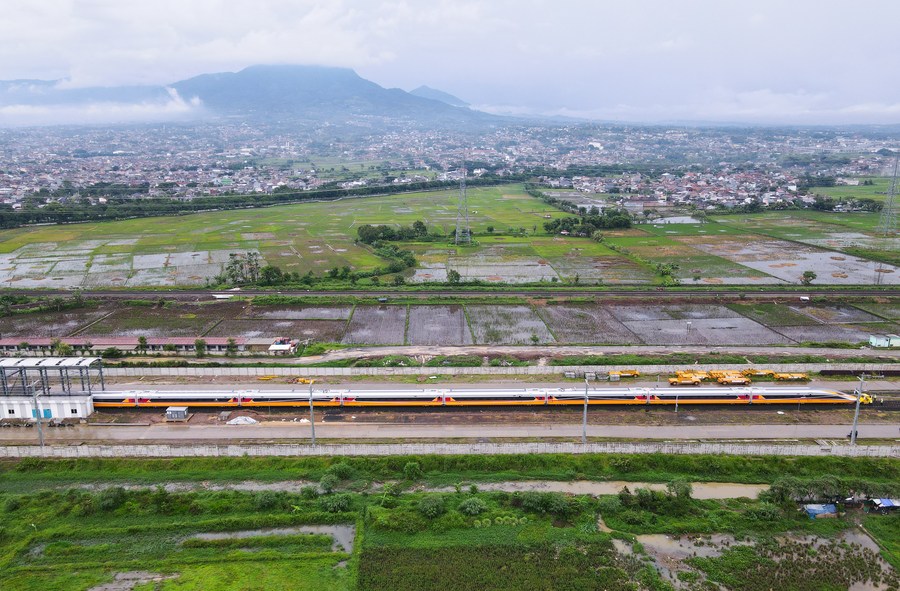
[68,310,117,337]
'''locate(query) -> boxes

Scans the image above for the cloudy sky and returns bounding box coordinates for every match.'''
[2,0,900,124]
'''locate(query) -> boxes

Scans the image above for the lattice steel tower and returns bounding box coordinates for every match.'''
[454,161,471,245]
[873,153,898,285]
[877,153,898,237]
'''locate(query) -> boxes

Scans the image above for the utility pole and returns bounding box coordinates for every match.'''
[582,378,589,445]
[850,374,866,445]
[32,387,44,450]
[308,380,316,446]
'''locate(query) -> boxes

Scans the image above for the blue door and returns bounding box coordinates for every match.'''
[43,409,52,419]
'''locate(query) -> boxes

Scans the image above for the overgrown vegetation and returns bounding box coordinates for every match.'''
[1,454,898,591]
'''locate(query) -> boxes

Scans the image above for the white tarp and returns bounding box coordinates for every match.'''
[226,416,258,425]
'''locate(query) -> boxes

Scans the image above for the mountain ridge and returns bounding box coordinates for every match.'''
[0,64,494,126]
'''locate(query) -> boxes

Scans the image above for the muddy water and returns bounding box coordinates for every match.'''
[88,571,177,591]
[434,480,768,500]
[77,479,767,499]
[625,529,896,591]
[189,525,356,553]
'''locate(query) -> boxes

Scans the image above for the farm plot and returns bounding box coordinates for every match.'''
[606,304,742,323]
[342,306,407,345]
[853,301,900,320]
[242,306,352,320]
[537,304,638,344]
[726,303,822,326]
[73,304,236,338]
[466,305,555,345]
[0,305,116,338]
[406,305,473,346]
[688,237,900,284]
[207,319,347,341]
[622,317,791,346]
[791,304,883,324]
[769,324,875,344]
[449,255,559,283]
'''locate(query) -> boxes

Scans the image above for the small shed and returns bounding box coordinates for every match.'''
[872,499,900,514]
[869,334,900,348]
[165,406,189,421]
[268,337,297,355]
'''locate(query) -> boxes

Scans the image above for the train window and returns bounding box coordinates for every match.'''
[71,408,78,415]
[7,409,14,415]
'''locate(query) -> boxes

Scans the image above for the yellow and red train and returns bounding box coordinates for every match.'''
[91,386,871,408]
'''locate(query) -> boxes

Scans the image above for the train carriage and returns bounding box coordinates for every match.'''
[91,386,866,409]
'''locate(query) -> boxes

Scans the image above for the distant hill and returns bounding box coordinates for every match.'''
[0,65,496,127]
[171,65,487,124]
[409,85,469,107]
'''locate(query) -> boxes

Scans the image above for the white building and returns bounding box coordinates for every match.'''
[1,395,94,420]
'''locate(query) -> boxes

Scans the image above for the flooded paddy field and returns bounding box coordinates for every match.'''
[3,298,897,347]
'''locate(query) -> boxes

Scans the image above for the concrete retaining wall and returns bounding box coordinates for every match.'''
[3,442,897,458]
[103,363,893,378]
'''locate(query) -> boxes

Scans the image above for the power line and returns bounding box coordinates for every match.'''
[455,159,471,246]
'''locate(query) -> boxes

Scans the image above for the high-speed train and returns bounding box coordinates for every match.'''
[91,386,870,408]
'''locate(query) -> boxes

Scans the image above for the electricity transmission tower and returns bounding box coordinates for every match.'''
[454,161,471,245]
[877,153,898,236]
[874,153,898,285]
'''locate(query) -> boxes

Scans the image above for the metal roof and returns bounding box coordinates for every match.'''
[0,357,102,368]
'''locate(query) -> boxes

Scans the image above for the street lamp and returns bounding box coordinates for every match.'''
[308,380,316,446]
[850,374,866,445]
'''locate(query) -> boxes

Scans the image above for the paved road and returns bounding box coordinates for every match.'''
[3,422,897,443]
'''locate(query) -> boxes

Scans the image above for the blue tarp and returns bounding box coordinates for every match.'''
[804,504,837,518]
[874,499,899,508]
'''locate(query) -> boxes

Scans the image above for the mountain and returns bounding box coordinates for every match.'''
[0,65,496,127]
[171,65,488,124]
[409,85,469,107]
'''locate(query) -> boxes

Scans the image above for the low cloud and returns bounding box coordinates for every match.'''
[0,88,203,127]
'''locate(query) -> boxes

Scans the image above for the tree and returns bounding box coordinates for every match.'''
[486,225,494,233]
[194,339,207,358]
[392,275,405,286]
[447,269,461,284]
[225,338,238,357]
[137,336,148,353]
[801,270,817,286]
[55,342,74,356]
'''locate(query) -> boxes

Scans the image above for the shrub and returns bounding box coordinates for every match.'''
[97,487,127,512]
[326,462,357,481]
[300,486,319,500]
[319,474,340,494]
[458,497,488,516]
[318,493,352,513]
[4,497,21,512]
[404,462,423,480]
[520,491,573,516]
[253,491,285,511]
[418,495,446,519]
[597,495,622,515]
